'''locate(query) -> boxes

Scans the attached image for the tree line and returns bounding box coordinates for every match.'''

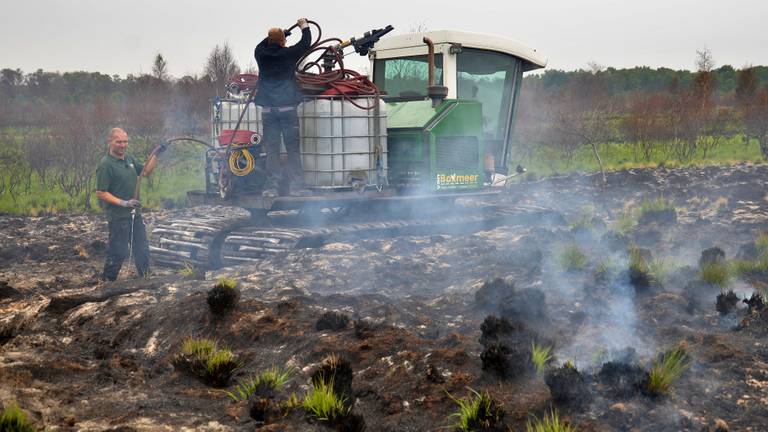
[514,51,768,181]
[0,44,242,210]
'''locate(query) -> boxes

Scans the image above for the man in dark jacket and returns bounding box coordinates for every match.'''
[254,17,312,197]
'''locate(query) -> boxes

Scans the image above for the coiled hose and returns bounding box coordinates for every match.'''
[291,20,381,110]
[228,146,255,177]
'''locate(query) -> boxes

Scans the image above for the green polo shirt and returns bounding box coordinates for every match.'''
[95,153,144,220]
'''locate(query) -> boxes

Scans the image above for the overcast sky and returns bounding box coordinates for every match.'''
[1,0,766,77]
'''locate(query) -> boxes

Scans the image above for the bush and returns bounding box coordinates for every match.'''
[447,389,505,431]
[646,346,690,396]
[207,277,240,315]
[0,403,36,432]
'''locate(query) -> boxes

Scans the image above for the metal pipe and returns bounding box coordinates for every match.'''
[423,37,435,87]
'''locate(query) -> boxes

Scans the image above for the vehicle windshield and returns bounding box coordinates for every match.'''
[374,54,443,99]
[456,48,522,162]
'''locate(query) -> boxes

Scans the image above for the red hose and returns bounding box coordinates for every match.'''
[292,22,381,110]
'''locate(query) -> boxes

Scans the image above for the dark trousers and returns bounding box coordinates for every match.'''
[262,108,303,188]
[102,213,150,281]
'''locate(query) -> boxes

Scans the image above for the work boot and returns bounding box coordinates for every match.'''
[262,183,278,198]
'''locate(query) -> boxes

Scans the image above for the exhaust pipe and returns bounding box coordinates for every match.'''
[423,37,448,107]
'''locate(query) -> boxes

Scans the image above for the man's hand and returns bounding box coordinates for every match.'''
[120,199,142,208]
[155,142,168,155]
[297,18,308,29]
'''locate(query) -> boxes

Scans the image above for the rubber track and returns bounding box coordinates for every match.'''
[150,204,554,269]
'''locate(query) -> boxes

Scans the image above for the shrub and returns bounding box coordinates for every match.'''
[526,410,577,432]
[639,196,675,214]
[700,262,730,287]
[227,366,294,402]
[447,389,505,431]
[203,348,241,387]
[207,277,240,315]
[559,244,588,272]
[531,343,553,375]
[302,379,349,422]
[646,346,690,395]
[0,403,36,432]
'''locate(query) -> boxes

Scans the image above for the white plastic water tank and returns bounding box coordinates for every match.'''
[298,96,388,189]
[212,99,263,145]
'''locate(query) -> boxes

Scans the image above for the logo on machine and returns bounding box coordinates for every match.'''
[435,173,479,190]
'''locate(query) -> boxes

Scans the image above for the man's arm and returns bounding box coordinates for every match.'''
[285,25,311,58]
[141,154,158,177]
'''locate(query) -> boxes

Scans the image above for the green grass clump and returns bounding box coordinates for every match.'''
[227,365,294,402]
[700,262,731,287]
[755,232,768,256]
[447,389,504,431]
[559,244,588,272]
[628,247,649,274]
[216,277,238,290]
[0,403,36,432]
[181,337,217,358]
[531,343,553,375]
[179,262,196,278]
[648,258,671,285]
[302,379,349,422]
[614,210,637,234]
[646,346,690,395]
[175,337,241,387]
[639,196,675,214]
[526,409,577,432]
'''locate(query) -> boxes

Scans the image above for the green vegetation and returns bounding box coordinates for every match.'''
[302,379,349,422]
[0,403,36,432]
[614,210,636,234]
[180,337,217,358]
[216,277,238,290]
[447,389,504,431]
[179,262,196,278]
[647,258,671,285]
[227,366,294,402]
[646,346,690,395]
[531,343,553,375]
[559,244,588,272]
[638,196,675,215]
[175,337,241,387]
[516,136,763,178]
[756,232,768,256]
[525,409,577,432]
[700,262,731,287]
[628,247,649,274]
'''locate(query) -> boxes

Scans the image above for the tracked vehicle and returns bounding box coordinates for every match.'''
[150,29,547,269]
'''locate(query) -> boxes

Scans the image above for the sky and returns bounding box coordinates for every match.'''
[1,0,767,77]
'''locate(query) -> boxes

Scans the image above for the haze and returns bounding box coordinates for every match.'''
[1,0,766,76]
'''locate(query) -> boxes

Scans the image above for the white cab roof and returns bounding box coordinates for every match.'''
[372,30,547,72]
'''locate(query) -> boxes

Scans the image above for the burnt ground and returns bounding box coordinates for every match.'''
[2,163,768,431]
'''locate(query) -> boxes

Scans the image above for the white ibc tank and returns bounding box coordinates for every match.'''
[298,96,387,189]
[212,99,263,144]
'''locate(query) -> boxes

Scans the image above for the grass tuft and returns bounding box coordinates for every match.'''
[175,337,241,387]
[302,379,349,422]
[646,346,690,395]
[179,262,196,279]
[526,409,577,432]
[216,277,238,290]
[447,388,504,431]
[181,337,217,358]
[755,232,768,256]
[700,262,731,287]
[639,196,675,214]
[0,403,36,432]
[531,343,553,375]
[559,244,588,272]
[227,365,294,402]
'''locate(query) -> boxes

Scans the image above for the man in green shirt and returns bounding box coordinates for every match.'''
[95,127,160,281]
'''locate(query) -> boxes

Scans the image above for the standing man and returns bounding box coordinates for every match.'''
[254,17,312,197]
[95,128,160,281]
